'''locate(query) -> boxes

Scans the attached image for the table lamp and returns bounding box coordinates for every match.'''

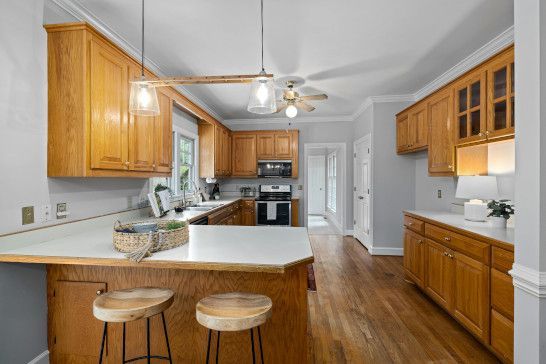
[456,176,499,221]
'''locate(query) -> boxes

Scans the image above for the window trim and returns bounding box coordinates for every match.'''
[171,125,199,200]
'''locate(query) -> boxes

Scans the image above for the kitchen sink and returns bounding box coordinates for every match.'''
[196,203,224,208]
[185,206,215,211]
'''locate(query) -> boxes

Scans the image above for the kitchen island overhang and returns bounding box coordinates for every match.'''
[0,225,313,363]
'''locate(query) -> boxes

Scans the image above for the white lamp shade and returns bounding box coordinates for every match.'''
[129,81,160,116]
[456,176,499,200]
[247,75,276,114]
[285,104,298,118]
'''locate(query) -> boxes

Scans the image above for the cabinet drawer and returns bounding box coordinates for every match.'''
[491,268,514,319]
[403,215,424,235]
[425,224,490,264]
[491,309,514,363]
[492,247,514,274]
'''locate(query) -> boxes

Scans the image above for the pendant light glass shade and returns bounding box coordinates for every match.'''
[247,72,277,114]
[285,104,298,118]
[129,79,160,116]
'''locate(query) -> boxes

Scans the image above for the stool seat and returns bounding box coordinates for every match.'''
[196,292,272,332]
[93,287,174,323]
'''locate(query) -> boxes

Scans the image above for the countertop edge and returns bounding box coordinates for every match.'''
[403,210,514,252]
[0,253,314,273]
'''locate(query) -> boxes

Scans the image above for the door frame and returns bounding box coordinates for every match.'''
[307,155,326,215]
[353,134,373,249]
[303,143,347,233]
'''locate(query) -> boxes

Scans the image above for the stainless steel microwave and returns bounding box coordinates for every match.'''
[257,160,292,178]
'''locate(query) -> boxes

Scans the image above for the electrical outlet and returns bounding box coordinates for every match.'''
[298,185,303,191]
[56,202,68,219]
[41,204,52,222]
[437,189,442,199]
[22,206,34,225]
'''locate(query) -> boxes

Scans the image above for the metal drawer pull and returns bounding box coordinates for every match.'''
[96,289,104,295]
[444,237,451,241]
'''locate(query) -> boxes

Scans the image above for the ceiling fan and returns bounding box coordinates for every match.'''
[275,81,328,118]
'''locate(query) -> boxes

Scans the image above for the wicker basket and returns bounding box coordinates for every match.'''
[113,220,189,254]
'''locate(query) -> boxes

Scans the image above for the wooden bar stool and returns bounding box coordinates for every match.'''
[93,287,174,363]
[196,292,272,363]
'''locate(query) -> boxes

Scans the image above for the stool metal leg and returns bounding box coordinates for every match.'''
[215,331,221,364]
[122,322,126,363]
[98,322,107,364]
[250,328,256,364]
[205,329,212,364]
[258,326,264,364]
[146,318,151,364]
[161,312,173,364]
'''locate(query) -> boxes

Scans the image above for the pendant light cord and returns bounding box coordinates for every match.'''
[141,0,145,77]
[260,0,264,72]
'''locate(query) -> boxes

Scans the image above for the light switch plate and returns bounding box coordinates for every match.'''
[22,206,34,225]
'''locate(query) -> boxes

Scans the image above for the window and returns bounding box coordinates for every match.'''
[150,130,198,199]
[327,152,337,212]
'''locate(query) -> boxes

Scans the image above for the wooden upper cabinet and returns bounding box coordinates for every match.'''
[403,229,425,288]
[257,134,275,159]
[408,103,428,150]
[154,91,173,173]
[428,88,455,175]
[89,37,129,171]
[232,134,257,177]
[487,47,515,140]
[396,112,409,153]
[452,251,490,341]
[275,133,293,158]
[454,68,487,145]
[45,23,175,178]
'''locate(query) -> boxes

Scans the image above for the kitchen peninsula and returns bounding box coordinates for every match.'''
[0,203,313,363]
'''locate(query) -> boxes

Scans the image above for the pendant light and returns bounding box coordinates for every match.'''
[129,0,160,116]
[247,0,276,114]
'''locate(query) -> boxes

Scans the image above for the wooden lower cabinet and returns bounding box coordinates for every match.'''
[49,280,107,362]
[403,213,514,363]
[241,200,256,226]
[403,229,425,288]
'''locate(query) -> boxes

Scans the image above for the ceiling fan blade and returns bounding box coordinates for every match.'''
[296,101,315,112]
[299,94,328,101]
[275,104,288,113]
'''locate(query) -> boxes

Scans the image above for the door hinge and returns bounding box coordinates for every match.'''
[354,220,356,225]
[367,148,370,154]
[353,186,357,191]
[53,289,55,297]
[353,152,357,158]
[367,188,370,194]
[54,336,57,345]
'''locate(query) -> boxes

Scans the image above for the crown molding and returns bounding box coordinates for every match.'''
[510,263,546,298]
[414,26,514,101]
[223,114,354,127]
[352,94,415,120]
[49,0,224,122]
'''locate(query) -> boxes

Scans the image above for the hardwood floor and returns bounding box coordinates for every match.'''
[307,235,499,363]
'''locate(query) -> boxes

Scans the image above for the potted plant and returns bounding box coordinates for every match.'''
[487,200,514,228]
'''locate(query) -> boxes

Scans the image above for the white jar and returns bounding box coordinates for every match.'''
[489,216,507,228]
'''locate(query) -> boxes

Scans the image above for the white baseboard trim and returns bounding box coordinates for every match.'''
[28,350,49,364]
[369,247,404,256]
[344,229,354,236]
[324,211,343,234]
[510,263,546,298]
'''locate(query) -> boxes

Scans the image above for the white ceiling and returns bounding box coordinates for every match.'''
[73,0,513,120]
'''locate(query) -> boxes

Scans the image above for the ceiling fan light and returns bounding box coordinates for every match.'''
[285,104,298,118]
[129,80,160,116]
[247,74,277,114]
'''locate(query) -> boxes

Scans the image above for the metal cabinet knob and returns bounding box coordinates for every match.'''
[443,252,448,256]
[444,237,451,241]
[96,289,104,295]
[125,161,130,166]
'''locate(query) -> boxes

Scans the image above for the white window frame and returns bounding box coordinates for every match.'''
[149,126,199,201]
[327,151,337,213]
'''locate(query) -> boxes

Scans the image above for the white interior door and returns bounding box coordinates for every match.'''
[354,136,371,246]
[308,155,326,215]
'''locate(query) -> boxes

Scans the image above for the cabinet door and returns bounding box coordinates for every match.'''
[52,281,107,359]
[257,133,275,159]
[396,113,409,153]
[241,201,256,226]
[232,134,257,176]
[153,90,173,173]
[428,88,455,175]
[403,229,425,288]
[89,38,129,171]
[128,66,155,172]
[454,70,487,145]
[487,48,515,140]
[214,126,224,176]
[223,131,232,176]
[424,239,453,310]
[452,251,490,341]
[275,133,293,158]
[408,103,428,150]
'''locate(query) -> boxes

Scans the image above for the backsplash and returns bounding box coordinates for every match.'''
[210,178,304,198]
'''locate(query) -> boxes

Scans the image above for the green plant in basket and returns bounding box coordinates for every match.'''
[487,200,514,219]
[166,221,185,230]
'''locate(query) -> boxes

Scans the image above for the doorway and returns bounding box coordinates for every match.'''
[353,135,372,248]
[304,143,346,235]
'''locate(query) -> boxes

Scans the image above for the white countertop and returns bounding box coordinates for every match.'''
[405,210,514,245]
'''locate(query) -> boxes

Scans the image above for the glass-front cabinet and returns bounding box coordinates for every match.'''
[487,47,515,140]
[454,69,487,145]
